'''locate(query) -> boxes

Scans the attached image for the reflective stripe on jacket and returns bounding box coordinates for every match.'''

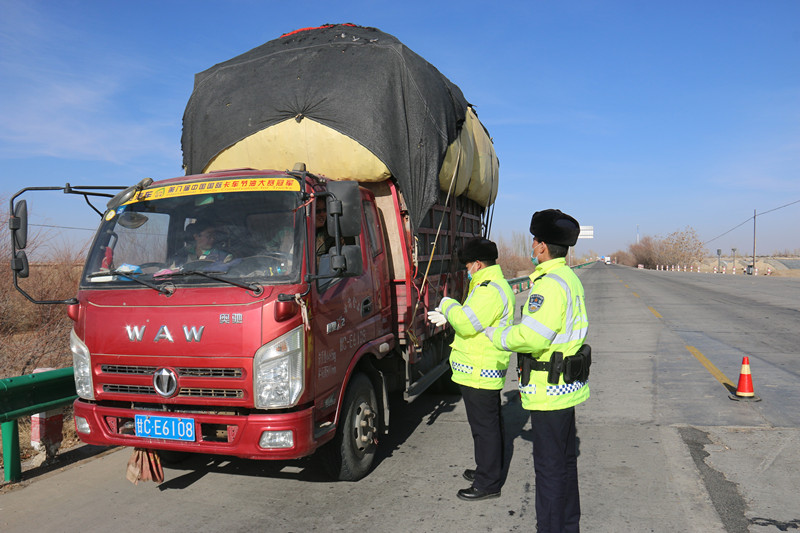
[442,264,515,390]
[489,257,590,410]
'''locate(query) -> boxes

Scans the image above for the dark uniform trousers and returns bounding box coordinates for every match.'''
[460,384,504,493]
[531,406,580,533]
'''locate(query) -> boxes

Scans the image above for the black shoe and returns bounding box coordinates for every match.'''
[457,486,501,501]
[462,469,475,482]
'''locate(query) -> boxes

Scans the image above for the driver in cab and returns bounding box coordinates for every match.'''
[173,221,233,266]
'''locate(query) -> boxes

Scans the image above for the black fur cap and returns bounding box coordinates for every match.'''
[529,209,580,246]
[458,237,498,264]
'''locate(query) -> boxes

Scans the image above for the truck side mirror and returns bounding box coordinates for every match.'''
[313,245,362,286]
[11,250,29,278]
[9,199,28,250]
[326,181,361,238]
[341,244,362,276]
[326,245,363,277]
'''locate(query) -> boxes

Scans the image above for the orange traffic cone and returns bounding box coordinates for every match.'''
[730,356,760,401]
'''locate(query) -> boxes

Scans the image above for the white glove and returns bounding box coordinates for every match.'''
[427,309,448,327]
[484,326,497,341]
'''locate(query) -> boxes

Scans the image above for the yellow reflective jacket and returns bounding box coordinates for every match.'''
[441,264,515,390]
[488,257,589,410]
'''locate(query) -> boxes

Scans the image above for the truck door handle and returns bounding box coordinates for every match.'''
[361,297,372,316]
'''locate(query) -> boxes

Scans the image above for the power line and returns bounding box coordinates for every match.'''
[31,223,96,232]
[758,198,800,217]
[703,217,753,245]
[703,198,800,245]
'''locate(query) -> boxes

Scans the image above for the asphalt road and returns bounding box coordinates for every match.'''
[2,263,799,532]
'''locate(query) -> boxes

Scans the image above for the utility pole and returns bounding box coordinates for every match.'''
[751,209,757,275]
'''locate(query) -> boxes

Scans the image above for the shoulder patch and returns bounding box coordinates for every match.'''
[528,293,545,313]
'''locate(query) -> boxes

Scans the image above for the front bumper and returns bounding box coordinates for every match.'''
[73,399,323,460]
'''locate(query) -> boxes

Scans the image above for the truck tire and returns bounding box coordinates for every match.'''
[158,450,191,465]
[323,373,378,481]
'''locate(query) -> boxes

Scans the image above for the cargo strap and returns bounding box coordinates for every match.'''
[295,293,310,331]
[408,144,462,347]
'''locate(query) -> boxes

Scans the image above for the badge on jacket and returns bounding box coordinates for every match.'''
[528,293,544,312]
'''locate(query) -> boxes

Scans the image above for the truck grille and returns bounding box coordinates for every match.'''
[178,388,244,399]
[103,384,244,398]
[103,384,153,395]
[101,365,243,378]
[177,368,243,378]
[102,365,157,375]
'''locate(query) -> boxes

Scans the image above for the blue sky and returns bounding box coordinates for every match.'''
[1,0,798,258]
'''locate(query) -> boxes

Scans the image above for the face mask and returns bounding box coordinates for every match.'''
[467,262,478,280]
[531,247,539,267]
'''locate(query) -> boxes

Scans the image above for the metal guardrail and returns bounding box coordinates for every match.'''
[507,275,531,293]
[0,367,77,483]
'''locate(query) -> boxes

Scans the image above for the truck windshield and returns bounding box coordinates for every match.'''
[81,177,305,289]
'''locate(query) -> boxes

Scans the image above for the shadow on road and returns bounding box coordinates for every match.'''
[1,444,113,491]
[159,388,537,491]
[499,390,529,485]
[157,388,465,489]
[6,388,536,492]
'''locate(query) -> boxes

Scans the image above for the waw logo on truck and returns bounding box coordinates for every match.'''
[125,325,205,342]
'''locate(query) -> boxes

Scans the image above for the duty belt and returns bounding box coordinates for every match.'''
[519,352,563,385]
[518,344,592,386]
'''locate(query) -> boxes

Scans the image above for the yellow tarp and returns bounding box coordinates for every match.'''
[204,117,391,181]
[438,107,498,207]
[205,107,498,207]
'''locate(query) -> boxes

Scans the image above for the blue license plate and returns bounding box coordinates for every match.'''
[134,414,196,442]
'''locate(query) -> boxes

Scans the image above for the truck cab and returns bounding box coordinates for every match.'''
[19,168,394,479]
[10,164,482,480]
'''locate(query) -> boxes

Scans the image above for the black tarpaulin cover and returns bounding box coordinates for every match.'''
[181,24,470,228]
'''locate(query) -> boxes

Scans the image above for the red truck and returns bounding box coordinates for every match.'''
[8,24,498,480]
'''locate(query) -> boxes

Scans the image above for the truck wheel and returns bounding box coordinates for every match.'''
[324,373,378,481]
[158,450,191,465]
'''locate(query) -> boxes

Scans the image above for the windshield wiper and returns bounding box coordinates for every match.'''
[161,269,264,296]
[88,269,174,295]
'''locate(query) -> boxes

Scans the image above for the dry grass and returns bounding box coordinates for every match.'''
[0,258,83,468]
[1,263,82,378]
[2,200,87,468]
[611,227,800,275]
[496,231,535,278]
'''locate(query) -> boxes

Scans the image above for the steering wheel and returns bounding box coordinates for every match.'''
[227,254,291,276]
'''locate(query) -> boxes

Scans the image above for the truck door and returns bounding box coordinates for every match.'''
[361,198,391,336]
[310,197,379,423]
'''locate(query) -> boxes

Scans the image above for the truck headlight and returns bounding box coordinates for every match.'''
[254,325,304,408]
[70,329,94,400]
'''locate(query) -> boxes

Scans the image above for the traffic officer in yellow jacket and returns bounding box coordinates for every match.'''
[485,210,590,532]
[427,237,515,501]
